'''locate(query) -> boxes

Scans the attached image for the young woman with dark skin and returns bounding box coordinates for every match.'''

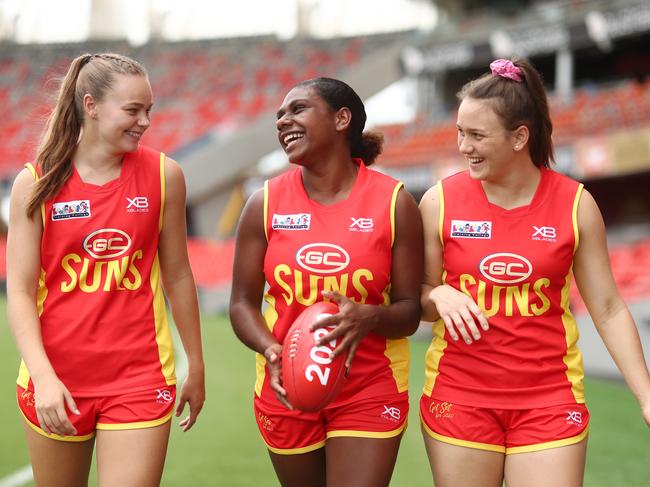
[229,77,423,486]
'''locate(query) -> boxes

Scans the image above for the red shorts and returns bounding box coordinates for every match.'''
[254,392,409,455]
[17,385,176,442]
[420,395,589,454]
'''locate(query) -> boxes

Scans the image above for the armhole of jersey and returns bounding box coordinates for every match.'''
[25,162,46,226]
[389,182,403,247]
[158,152,166,233]
[263,179,269,242]
[572,183,584,254]
[437,181,445,248]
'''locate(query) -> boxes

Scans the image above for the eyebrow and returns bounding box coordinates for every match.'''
[123,102,154,109]
[276,98,309,119]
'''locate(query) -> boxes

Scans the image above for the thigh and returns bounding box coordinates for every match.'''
[422,430,505,487]
[23,422,95,487]
[268,448,326,487]
[95,421,171,487]
[504,438,587,487]
[325,434,402,487]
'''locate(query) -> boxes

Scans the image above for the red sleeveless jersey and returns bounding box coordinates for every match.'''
[18,145,175,397]
[424,169,585,408]
[257,161,409,408]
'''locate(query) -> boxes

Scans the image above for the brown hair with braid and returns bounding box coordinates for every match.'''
[26,53,147,217]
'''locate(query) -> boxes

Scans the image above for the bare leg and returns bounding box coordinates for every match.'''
[325,435,403,487]
[95,421,171,487]
[268,448,326,487]
[504,438,587,487]
[24,422,95,487]
[423,428,505,487]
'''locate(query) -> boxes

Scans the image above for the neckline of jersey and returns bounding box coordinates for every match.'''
[68,148,137,193]
[295,158,367,212]
[476,167,550,217]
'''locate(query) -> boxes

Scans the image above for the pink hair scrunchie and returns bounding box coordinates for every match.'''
[490,59,523,82]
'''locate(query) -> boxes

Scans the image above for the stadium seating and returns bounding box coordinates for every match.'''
[377,79,650,169]
[0,34,396,179]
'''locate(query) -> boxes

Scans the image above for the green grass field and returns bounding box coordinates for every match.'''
[1,300,649,486]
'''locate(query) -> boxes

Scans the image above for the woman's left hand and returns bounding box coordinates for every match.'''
[310,291,380,370]
[176,368,205,432]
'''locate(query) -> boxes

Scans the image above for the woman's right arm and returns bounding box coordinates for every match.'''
[419,184,488,344]
[7,169,79,436]
[229,188,291,408]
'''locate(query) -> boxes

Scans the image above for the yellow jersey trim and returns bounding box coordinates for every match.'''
[384,336,409,393]
[263,180,269,242]
[266,440,326,455]
[150,253,176,386]
[327,422,407,439]
[560,269,585,403]
[422,319,448,395]
[158,152,166,233]
[421,417,505,453]
[255,293,279,396]
[24,162,45,227]
[572,184,584,254]
[96,409,174,431]
[506,426,589,455]
[20,410,95,443]
[390,182,403,247]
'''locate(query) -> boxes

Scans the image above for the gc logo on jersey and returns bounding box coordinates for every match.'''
[83,229,132,259]
[479,253,532,284]
[296,243,350,274]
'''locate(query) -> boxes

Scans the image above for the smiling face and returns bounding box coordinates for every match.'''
[276,85,341,165]
[90,74,153,154]
[456,97,521,181]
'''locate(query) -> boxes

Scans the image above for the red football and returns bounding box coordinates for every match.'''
[281,301,347,412]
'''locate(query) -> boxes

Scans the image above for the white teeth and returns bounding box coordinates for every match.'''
[283,133,304,145]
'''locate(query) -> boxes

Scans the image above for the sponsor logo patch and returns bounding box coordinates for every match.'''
[451,220,491,239]
[272,213,311,230]
[52,200,91,221]
[349,217,374,232]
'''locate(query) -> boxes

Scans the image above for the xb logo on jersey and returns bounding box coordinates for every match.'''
[532,225,556,242]
[349,217,373,232]
[126,196,149,213]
